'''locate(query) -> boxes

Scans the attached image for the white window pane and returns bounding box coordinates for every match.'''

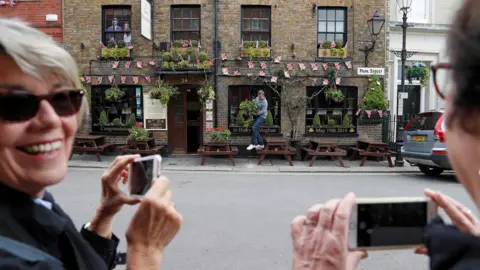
[318,9,327,20]
[327,10,335,20]
[327,22,335,32]
[402,0,427,23]
[335,34,344,42]
[318,21,327,32]
[326,33,334,41]
[318,33,327,42]
[336,9,344,20]
[336,22,344,32]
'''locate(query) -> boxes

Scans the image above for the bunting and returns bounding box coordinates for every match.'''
[86,76,91,84]
[132,76,139,84]
[112,61,119,69]
[299,63,306,71]
[144,76,151,83]
[124,61,131,69]
[248,61,255,69]
[108,75,115,84]
[271,76,278,83]
[96,76,103,84]
[136,61,143,68]
[260,62,267,69]
[121,76,127,84]
[222,68,229,75]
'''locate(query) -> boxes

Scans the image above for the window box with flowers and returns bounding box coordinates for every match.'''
[240,41,271,59]
[317,41,347,59]
[160,40,211,71]
[101,40,131,60]
[207,126,232,143]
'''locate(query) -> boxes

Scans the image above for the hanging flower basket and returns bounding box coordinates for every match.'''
[325,88,345,103]
[197,84,215,109]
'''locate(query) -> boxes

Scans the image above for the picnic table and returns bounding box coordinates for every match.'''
[197,142,239,166]
[349,139,396,167]
[256,138,296,166]
[302,140,347,167]
[119,138,164,156]
[71,135,115,162]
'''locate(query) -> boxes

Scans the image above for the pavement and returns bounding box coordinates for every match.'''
[52,169,465,270]
[69,153,422,173]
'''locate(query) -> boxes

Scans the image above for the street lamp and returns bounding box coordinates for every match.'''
[394,0,414,167]
[360,11,385,67]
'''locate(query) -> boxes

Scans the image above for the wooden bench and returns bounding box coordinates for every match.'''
[119,145,164,156]
[359,150,396,167]
[71,136,116,162]
[257,147,296,166]
[351,140,396,167]
[198,145,239,166]
[303,141,347,167]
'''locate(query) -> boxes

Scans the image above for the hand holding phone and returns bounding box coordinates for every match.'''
[128,155,162,197]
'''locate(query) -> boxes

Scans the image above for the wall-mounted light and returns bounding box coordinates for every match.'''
[312,3,317,14]
[359,11,385,67]
[46,14,58,22]
[80,43,85,50]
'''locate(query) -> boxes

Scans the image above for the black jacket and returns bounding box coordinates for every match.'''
[0,182,119,269]
[425,216,480,270]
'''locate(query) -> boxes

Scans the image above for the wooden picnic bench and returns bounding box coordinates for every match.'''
[349,140,396,167]
[197,142,239,166]
[71,135,116,162]
[119,138,164,156]
[302,140,347,167]
[256,138,296,166]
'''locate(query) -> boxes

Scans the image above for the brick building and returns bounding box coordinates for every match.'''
[0,0,63,42]
[63,0,389,156]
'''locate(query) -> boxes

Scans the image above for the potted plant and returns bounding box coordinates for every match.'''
[149,79,180,105]
[101,40,130,59]
[241,41,271,59]
[324,88,345,103]
[264,111,274,126]
[172,39,200,53]
[207,126,231,143]
[318,41,332,57]
[197,84,215,108]
[105,86,125,102]
[358,74,388,125]
[331,41,347,58]
[239,99,258,128]
[128,126,150,146]
[407,63,430,87]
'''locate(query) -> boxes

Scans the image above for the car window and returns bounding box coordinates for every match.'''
[405,112,442,131]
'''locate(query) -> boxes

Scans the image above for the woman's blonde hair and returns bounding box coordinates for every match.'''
[0,17,88,124]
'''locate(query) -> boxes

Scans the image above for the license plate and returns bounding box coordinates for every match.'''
[412,136,425,142]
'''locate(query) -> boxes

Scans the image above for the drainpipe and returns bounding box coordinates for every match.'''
[213,0,219,127]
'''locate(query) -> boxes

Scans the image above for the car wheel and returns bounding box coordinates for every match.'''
[419,166,444,177]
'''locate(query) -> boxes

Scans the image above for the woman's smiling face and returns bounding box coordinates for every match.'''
[0,54,80,197]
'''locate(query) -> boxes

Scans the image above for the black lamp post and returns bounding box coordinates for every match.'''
[393,0,413,167]
[360,11,385,67]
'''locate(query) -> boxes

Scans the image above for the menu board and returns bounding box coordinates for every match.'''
[143,94,167,130]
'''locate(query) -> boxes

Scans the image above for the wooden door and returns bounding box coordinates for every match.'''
[168,90,187,154]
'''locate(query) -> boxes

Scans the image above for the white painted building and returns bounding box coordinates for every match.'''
[387,0,460,119]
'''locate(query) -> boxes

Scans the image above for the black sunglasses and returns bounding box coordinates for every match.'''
[0,89,84,122]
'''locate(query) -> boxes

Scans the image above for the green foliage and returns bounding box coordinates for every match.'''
[197,84,215,106]
[198,52,208,62]
[325,88,345,103]
[322,41,332,49]
[407,65,430,87]
[150,80,179,105]
[105,87,125,102]
[331,47,346,57]
[128,126,149,141]
[312,113,321,127]
[173,40,182,48]
[259,40,267,48]
[127,113,136,127]
[99,111,108,125]
[162,52,172,62]
[161,61,170,69]
[102,48,129,59]
[243,41,252,49]
[244,118,254,128]
[239,100,258,114]
[207,127,231,142]
[343,114,350,127]
[235,111,245,126]
[265,111,274,126]
[360,74,388,110]
[328,118,336,126]
[111,118,122,126]
[117,40,126,48]
[335,41,344,48]
[106,40,115,48]
[191,40,199,47]
[243,45,270,59]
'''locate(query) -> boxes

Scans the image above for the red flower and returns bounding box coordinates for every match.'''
[220,126,225,131]
[215,127,220,131]
[135,122,141,128]
[244,98,248,101]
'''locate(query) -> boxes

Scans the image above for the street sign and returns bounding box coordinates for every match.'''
[399,92,408,99]
[357,67,385,76]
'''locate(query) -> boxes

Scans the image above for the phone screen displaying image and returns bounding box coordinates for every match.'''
[129,159,154,196]
[356,201,428,248]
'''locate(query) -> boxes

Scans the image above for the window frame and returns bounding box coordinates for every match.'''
[240,5,272,44]
[228,85,281,135]
[90,85,144,135]
[305,86,358,136]
[170,5,202,41]
[101,5,132,45]
[317,7,347,46]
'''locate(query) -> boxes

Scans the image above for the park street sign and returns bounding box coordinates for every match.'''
[357,67,385,76]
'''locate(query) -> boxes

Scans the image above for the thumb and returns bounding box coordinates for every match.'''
[122,195,141,205]
[346,251,368,270]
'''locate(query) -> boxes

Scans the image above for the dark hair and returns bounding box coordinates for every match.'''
[447,0,480,133]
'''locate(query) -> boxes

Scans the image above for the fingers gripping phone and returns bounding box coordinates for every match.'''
[128,155,162,197]
[348,197,437,250]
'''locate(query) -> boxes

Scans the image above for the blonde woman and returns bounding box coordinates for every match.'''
[0,18,182,269]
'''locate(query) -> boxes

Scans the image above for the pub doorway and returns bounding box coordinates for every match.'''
[168,85,202,154]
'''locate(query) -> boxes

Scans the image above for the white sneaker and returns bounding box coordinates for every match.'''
[247,144,256,150]
[256,145,265,150]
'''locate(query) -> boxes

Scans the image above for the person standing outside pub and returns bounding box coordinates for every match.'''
[247,90,268,150]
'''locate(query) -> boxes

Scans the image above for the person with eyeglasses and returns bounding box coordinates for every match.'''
[0,18,182,269]
[288,1,480,269]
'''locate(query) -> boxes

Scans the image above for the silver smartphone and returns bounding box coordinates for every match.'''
[348,197,437,250]
[128,155,162,197]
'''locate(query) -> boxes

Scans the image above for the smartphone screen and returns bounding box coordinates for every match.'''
[129,159,155,196]
[355,201,428,248]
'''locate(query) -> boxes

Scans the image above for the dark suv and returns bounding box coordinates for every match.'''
[401,110,452,176]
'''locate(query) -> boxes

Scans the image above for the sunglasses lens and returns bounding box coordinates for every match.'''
[50,90,84,116]
[0,93,39,121]
[435,68,454,98]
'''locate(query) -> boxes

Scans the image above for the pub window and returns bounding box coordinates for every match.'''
[228,86,281,134]
[317,7,347,44]
[305,86,358,135]
[102,6,132,45]
[91,86,144,134]
[171,6,201,41]
[241,6,271,43]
